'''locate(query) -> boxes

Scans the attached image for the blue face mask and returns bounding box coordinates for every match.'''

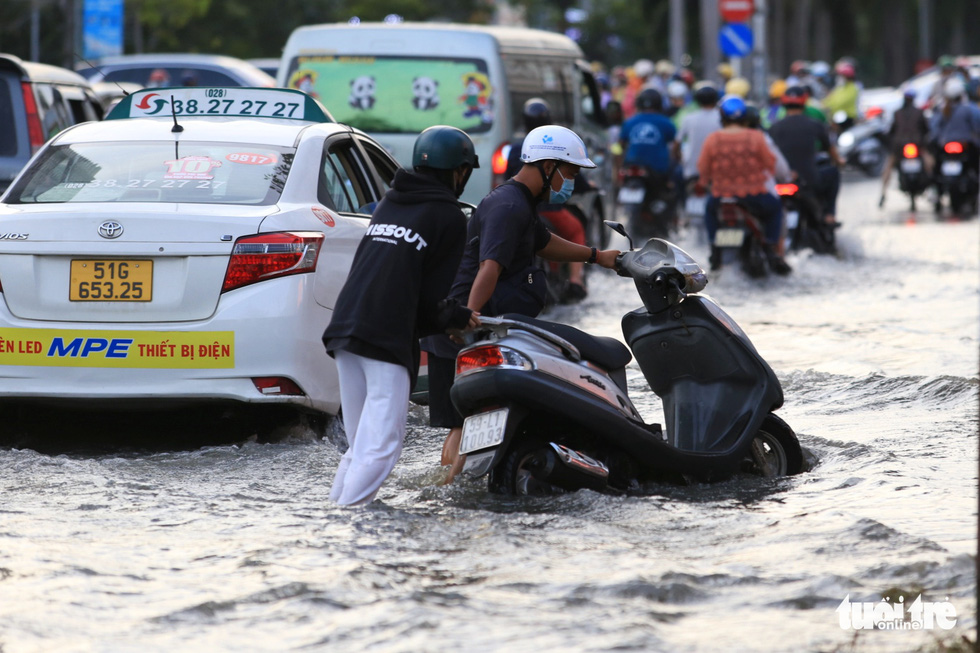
[549,168,574,204]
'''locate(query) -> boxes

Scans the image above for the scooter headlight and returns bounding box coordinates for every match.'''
[456,345,532,376]
[837,132,855,149]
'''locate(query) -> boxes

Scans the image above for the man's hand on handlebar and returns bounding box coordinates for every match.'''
[595,249,621,269]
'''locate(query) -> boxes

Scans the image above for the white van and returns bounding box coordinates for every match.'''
[276,22,609,214]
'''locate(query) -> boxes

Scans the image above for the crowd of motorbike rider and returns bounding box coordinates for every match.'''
[607,57,861,273]
[878,55,980,211]
[604,52,980,262]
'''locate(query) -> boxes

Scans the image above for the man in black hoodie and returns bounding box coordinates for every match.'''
[322,126,480,506]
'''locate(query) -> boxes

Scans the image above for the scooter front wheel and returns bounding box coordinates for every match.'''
[743,413,805,477]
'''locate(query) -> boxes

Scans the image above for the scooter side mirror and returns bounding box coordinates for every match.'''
[604,220,633,250]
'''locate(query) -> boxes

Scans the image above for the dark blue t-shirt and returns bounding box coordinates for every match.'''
[449,180,551,306]
[621,112,677,173]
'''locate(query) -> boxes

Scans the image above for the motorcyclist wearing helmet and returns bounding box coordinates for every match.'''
[504,98,591,304]
[673,82,722,186]
[786,60,810,88]
[879,88,932,207]
[665,79,692,124]
[930,55,964,109]
[618,87,678,177]
[428,125,621,482]
[698,96,790,274]
[823,59,861,127]
[930,77,980,149]
[807,61,833,99]
[618,87,680,227]
[724,76,751,99]
[929,77,980,209]
[322,126,481,506]
[622,58,655,118]
[770,85,845,227]
[764,79,788,128]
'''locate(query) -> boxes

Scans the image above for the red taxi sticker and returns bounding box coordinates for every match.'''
[226,152,278,165]
[163,155,221,180]
[311,206,335,227]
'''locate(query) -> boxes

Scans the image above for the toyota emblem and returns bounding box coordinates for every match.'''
[98,221,124,239]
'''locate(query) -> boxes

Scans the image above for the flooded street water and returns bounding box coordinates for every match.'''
[0,175,976,652]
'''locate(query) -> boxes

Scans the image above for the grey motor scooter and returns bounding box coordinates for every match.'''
[451,223,804,495]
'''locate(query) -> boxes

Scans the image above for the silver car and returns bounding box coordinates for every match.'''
[76,53,275,89]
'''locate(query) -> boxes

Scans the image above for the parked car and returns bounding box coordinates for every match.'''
[247,57,280,79]
[0,86,400,428]
[90,81,143,113]
[0,53,104,194]
[858,56,980,123]
[76,53,276,89]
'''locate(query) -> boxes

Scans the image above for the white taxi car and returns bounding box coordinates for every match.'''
[0,86,399,424]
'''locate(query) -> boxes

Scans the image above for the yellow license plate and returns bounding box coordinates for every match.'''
[70,259,153,301]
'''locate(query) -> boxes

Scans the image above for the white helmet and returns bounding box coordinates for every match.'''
[655,59,676,76]
[667,79,688,98]
[521,126,596,168]
[633,58,654,79]
[944,77,966,99]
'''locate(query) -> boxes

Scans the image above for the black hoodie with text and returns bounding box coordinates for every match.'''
[322,168,471,381]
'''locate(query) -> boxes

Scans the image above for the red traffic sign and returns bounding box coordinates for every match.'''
[719,0,754,23]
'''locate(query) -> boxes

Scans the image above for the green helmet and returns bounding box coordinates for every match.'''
[412,126,480,170]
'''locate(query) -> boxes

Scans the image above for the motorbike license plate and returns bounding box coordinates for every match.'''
[70,259,153,301]
[460,408,509,454]
[942,160,963,176]
[785,210,799,230]
[617,187,644,204]
[900,159,923,173]
[714,228,745,248]
[684,196,707,216]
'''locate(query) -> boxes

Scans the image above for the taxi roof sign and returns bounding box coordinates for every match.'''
[106,87,334,123]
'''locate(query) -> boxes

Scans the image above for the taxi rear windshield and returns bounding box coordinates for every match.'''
[284,55,493,134]
[6,142,293,205]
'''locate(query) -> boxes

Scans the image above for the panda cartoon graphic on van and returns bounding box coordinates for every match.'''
[348,75,376,110]
[459,72,492,122]
[411,76,440,111]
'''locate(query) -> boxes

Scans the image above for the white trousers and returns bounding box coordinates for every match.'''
[330,349,411,506]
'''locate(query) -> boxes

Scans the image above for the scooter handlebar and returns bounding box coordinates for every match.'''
[614,251,630,276]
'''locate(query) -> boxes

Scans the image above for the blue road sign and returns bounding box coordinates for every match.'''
[83,0,123,60]
[719,23,753,57]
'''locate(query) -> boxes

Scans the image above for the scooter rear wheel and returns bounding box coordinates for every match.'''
[488,437,565,496]
[743,413,804,477]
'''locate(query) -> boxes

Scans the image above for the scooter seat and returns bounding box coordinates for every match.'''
[501,313,633,370]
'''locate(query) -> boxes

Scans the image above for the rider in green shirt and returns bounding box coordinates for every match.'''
[823,60,860,123]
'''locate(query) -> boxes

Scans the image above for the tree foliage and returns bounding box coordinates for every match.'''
[0,0,974,86]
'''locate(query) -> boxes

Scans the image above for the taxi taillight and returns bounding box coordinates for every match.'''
[490,142,511,188]
[222,231,323,292]
[903,143,919,159]
[21,82,45,153]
